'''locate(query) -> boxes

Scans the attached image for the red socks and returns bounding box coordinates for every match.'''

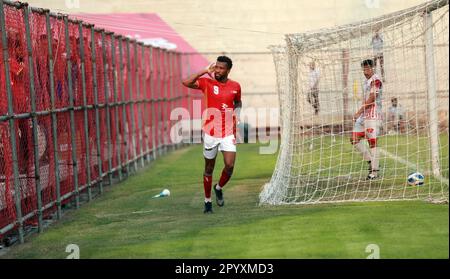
[218,168,232,188]
[204,168,232,200]
[203,174,212,199]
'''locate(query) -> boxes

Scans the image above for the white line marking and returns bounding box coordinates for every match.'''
[379,148,449,186]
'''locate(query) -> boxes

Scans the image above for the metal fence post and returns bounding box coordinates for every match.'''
[91,27,103,194]
[176,52,182,148]
[167,50,172,151]
[78,22,92,201]
[126,38,138,172]
[162,50,168,155]
[118,36,129,178]
[175,52,179,148]
[101,31,113,186]
[23,4,44,232]
[159,49,164,156]
[64,16,80,209]
[172,52,177,149]
[141,44,149,162]
[111,35,122,181]
[173,52,178,148]
[173,52,179,149]
[0,0,24,243]
[179,53,185,147]
[155,48,162,157]
[45,10,62,219]
[134,42,144,168]
[150,47,157,161]
[172,51,177,149]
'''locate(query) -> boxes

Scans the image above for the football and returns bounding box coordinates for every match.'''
[407,172,425,186]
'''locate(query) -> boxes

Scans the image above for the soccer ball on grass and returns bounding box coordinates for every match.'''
[407,172,424,186]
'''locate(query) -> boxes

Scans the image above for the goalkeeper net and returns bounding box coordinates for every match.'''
[261,0,449,205]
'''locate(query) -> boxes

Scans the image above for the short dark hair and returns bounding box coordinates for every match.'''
[217,56,233,69]
[361,59,374,67]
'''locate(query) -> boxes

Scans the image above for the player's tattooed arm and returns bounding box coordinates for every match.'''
[182,63,215,89]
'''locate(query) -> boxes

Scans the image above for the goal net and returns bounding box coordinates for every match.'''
[261,0,449,205]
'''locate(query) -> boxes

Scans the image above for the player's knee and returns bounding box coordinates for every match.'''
[204,166,215,176]
[350,137,359,145]
[224,164,234,175]
[368,138,377,148]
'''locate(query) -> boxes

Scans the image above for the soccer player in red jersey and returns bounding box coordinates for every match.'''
[182,56,242,213]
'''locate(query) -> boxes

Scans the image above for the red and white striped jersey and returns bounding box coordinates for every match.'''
[362,74,383,120]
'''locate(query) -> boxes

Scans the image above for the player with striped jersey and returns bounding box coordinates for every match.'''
[351,59,383,180]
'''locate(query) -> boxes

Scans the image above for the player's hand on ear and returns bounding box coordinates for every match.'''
[206,62,216,78]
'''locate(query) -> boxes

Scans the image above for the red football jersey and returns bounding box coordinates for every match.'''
[196,77,241,138]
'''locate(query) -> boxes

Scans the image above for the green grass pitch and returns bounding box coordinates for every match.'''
[284,134,449,202]
[1,141,448,259]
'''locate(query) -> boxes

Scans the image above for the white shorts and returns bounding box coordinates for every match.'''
[203,133,236,159]
[353,117,380,139]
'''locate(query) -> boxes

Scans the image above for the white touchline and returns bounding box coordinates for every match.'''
[378,148,449,186]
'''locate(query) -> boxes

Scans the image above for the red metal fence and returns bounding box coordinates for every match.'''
[0,0,202,245]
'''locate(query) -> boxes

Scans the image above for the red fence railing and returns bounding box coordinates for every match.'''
[0,0,204,245]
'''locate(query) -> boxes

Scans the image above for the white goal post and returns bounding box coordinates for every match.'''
[261,0,449,205]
